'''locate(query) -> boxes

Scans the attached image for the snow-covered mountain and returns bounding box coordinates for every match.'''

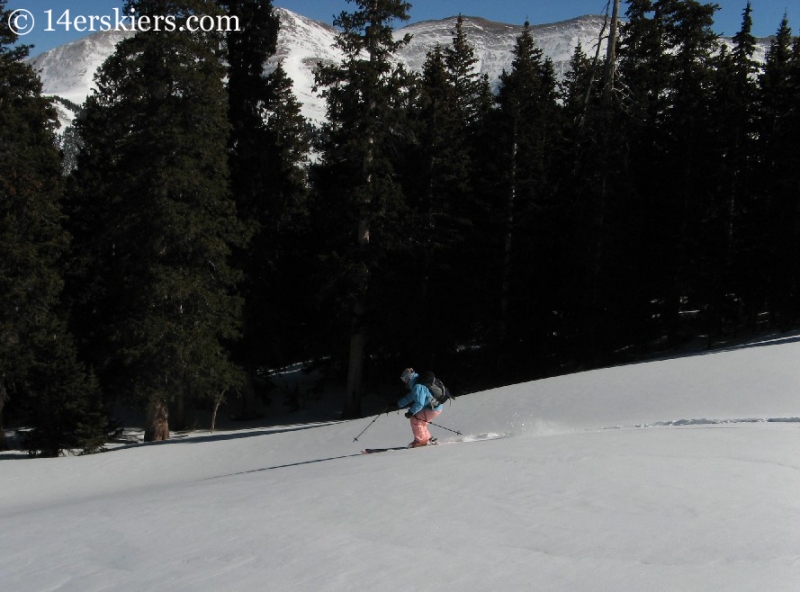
[27,29,135,107]
[27,7,769,129]
[397,14,611,83]
[25,9,614,127]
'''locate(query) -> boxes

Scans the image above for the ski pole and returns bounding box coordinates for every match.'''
[353,405,391,442]
[427,420,462,436]
[414,415,462,436]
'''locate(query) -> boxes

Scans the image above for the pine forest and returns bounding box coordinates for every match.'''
[1,0,800,455]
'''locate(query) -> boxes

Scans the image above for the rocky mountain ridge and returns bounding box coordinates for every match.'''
[27,7,768,129]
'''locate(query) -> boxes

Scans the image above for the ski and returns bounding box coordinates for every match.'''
[361,446,408,454]
[361,439,439,454]
[360,434,505,455]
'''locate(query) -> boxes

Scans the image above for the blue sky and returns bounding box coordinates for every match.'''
[9,0,797,57]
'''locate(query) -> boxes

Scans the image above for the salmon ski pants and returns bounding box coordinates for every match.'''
[410,408,441,443]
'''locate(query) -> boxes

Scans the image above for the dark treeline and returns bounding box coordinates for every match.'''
[2,0,799,454]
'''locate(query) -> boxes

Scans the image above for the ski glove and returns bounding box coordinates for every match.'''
[404,411,414,419]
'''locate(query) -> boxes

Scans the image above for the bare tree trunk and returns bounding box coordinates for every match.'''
[344,223,369,419]
[344,32,377,418]
[144,398,170,442]
[602,0,621,107]
[210,390,225,433]
[344,301,366,419]
[581,0,620,364]
[577,7,610,130]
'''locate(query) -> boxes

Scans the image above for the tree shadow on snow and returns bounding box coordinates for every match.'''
[107,420,345,452]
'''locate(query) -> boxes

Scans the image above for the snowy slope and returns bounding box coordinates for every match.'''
[263,8,340,124]
[1,336,799,591]
[26,29,136,107]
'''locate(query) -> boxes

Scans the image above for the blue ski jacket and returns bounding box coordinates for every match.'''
[397,373,444,415]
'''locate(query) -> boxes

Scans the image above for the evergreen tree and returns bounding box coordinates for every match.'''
[618,0,721,345]
[490,22,561,376]
[20,335,107,456]
[390,46,447,361]
[664,0,729,343]
[558,1,651,357]
[557,35,636,365]
[758,17,800,326]
[223,0,310,418]
[439,15,493,334]
[0,0,106,455]
[66,0,244,440]
[236,60,310,359]
[560,42,600,127]
[401,17,492,364]
[557,42,604,280]
[618,0,670,124]
[313,0,413,418]
[705,2,761,336]
[443,16,492,128]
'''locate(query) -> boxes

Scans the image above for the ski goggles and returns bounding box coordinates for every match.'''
[400,368,414,383]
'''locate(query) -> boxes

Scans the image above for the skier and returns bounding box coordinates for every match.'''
[396,368,443,447]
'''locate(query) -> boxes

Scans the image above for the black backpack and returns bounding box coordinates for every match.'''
[418,371,452,408]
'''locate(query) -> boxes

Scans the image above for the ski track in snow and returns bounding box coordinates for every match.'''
[603,416,800,431]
